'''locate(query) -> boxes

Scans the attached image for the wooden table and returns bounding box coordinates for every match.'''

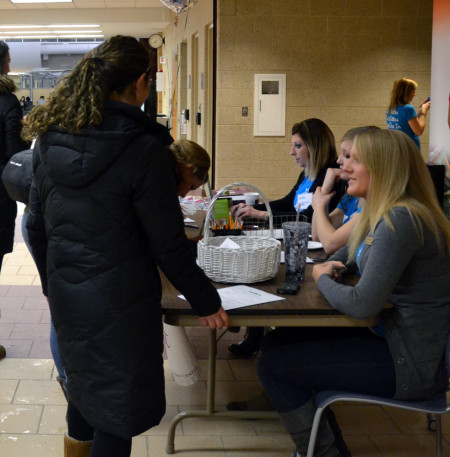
[161,259,376,454]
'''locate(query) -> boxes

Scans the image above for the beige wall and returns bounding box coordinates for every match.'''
[215,0,433,198]
[161,0,214,148]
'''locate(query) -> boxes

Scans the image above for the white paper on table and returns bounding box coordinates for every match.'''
[219,238,241,249]
[280,251,314,264]
[179,285,285,311]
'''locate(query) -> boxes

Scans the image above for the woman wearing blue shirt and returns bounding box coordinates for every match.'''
[233,118,344,223]
[311,127,378,254]
[386,78,430,150]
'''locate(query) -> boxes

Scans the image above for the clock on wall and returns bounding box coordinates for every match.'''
[149,34,164,49]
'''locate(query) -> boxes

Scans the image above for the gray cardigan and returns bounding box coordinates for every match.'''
[317,207,450,400]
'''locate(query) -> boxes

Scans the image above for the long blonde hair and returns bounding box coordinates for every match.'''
[348,129,450,260]
[387,78,418,114]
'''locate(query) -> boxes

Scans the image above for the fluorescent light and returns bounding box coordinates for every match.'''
[11,0,73,3]
[0,25,101,29]
[0,30,102,34]
[0,35,104,39]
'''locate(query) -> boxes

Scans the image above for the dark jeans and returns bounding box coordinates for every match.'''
[67,401,132,457]
[257,327,396,413]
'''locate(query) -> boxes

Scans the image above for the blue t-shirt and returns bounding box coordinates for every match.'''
[337,194,360,224]
[386,104,420,150]
[356,238,385,339]
[293,176,315,211]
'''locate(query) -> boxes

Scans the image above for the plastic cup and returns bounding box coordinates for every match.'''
[282,221,311,282]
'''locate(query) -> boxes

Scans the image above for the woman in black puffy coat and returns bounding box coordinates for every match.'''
[25,36,228,457]
[0,42,28,272]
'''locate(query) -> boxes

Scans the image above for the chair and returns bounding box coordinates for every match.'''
[427,164,445,209]
[306,334,450,457]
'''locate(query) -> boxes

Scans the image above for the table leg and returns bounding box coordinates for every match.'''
[165,328,217,454]
[165,328,278,454]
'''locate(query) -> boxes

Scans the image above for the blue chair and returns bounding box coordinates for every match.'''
[306,335,450,457]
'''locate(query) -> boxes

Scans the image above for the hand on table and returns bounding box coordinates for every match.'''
[199,307,229,329]
[232,203,268,219]
[313,261,347,283]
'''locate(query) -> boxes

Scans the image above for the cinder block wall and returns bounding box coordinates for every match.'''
[215,0,433,198]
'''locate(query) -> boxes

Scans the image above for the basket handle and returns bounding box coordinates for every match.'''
[202,182,274,242]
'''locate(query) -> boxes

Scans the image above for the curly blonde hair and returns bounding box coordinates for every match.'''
[23,36,150,140]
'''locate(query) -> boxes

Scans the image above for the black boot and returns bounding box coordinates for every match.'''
[228,327,264,358]
[279,398,340,457]
[0,345,6,360]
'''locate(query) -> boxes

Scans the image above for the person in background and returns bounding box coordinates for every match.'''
[37,95,46,105]
[230,118,345,358]
[311,126,379,255]
[386,78,430,150]
[19,95,25,114]
[0,41,30,361]
[24,36,228,457]
[23,96,33,115]
[257,129,450,457]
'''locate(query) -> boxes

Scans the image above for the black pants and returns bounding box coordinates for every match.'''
[67,401,132,457]
[257,327,396,413]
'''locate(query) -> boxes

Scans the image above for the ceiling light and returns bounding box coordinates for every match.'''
[0,30,102,34]
[0,25,101,29]
[10,0,73,3]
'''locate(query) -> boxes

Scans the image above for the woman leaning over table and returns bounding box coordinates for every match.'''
[24,36,228,457]
[257,129,450,457]
[311,126,379,255]
[233,118,344,223]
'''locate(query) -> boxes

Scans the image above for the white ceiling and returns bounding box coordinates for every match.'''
[0,0,174,38]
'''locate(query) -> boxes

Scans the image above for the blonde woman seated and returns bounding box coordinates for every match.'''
[257,129,450,457]
[311,127,378,255]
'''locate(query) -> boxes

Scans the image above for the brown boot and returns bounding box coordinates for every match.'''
[64,433,92,457]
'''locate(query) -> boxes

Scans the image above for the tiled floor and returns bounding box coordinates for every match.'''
[0,208,449,456]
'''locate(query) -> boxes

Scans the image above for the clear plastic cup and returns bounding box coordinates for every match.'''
[282,221,311,282]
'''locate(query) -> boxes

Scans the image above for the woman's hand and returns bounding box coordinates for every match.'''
[199,307,229,329]
[313,261,347,283]
[232,203,268,219]
[321,168,342,195]
[312,186,335,210]
[418,99,431,115]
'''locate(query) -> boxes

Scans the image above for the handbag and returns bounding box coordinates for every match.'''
[1,148,33,205]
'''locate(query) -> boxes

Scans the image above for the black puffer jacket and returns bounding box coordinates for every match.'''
[0,75,28,257]
[27,100,221,439]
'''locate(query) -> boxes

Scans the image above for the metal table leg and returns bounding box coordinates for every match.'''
[165,328,277,454]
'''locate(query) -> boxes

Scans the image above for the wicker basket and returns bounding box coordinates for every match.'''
[197,182,281,283]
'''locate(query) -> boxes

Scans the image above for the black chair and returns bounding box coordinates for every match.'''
[306,334,450,457]
[427,164,445,209]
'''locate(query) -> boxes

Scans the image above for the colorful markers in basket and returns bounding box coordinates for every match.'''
[211,215,243,231]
